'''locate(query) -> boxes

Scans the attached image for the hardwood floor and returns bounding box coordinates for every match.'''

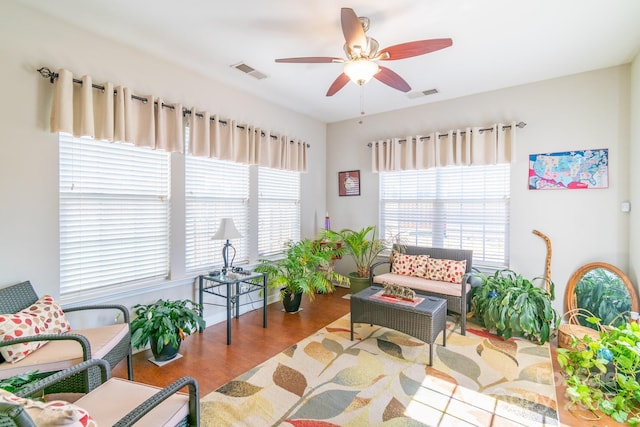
[112,286,352,394]
[111,287,623,426]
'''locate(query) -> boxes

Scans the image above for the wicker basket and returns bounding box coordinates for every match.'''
[558,323,601,350]
[557,308,604,350]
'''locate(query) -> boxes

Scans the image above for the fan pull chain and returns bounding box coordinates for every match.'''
[358,85,365,124]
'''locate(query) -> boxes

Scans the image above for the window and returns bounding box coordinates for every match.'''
[185,156,249,272]
[258,167,300,257]
[379,164,510,268]
[60,131,302,297]
[59,135,170,295]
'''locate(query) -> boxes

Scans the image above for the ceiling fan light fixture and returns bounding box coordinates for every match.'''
[344,59,379,85]
[274,8,452,96]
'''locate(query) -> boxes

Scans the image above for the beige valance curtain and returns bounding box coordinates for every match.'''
[189,112,307,171]
[370,122,516,172]
[47,68,307,171]
[50,69,184,152]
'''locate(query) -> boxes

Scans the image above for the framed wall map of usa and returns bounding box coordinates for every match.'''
[529,148,609,190]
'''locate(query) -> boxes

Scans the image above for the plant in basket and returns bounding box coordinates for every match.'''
[557,317,640,425]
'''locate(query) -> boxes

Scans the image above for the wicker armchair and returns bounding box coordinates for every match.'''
[0,359,199,426]
[0,281,133,392]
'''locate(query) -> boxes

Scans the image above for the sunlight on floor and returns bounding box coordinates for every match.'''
[404,374,559,426]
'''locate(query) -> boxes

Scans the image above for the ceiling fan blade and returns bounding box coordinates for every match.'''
[374,66,411,92]
[326,73,350,97]
[377,38,453,60]
[275,57,343,63]
[341,8,367,51]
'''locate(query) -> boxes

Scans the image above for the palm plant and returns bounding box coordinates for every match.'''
[255,238,349,305]
[322,226,388,278]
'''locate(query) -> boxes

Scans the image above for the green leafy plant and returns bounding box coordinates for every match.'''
[131,299,205,354]
[321,226,389,278]
[472,269,559,344]
[0,370,39,393]
[255,238,348,301]
[557,318,640,425]
[575,268,632,328]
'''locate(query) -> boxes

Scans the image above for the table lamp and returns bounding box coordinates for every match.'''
[212,218,241,274]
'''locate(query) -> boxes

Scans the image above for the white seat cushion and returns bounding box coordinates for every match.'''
[0,324,128,378]
[373,273,470,297]
[74,378,189,427]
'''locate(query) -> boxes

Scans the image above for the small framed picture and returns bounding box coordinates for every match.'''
[338,170,360,196]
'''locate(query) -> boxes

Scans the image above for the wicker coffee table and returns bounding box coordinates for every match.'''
[350,286,447,366]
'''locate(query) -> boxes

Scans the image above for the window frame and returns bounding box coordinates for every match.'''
[257,167,301,258]
[379,164,511,269]
[58,134,171,297]
[184,155,250,272]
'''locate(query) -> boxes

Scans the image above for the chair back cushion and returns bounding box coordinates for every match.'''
[400,246,473,274]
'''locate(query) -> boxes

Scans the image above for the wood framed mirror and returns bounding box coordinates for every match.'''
[565,262,639,328]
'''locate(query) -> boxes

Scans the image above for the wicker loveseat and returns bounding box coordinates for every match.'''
[370,246,476,334]
[0,281,133,392]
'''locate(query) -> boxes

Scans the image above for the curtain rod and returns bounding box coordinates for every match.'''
[366,122,527,147]
[37,67,309,147]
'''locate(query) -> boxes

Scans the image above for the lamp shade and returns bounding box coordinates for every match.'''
[344,59,380,85]
[212,218,242,240]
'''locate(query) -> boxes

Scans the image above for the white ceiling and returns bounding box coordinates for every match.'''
[18,0,640,123]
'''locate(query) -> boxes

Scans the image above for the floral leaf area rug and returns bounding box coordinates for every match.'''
[201,314,558,426]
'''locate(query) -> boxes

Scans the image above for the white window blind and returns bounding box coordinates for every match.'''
[59,135,170,295]
[380,164,510,268]
[258,167,300,257]
[185,156,249,271]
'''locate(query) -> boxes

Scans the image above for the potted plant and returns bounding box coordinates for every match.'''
[557,319,640,425]
[322,226,389,293]
[255,238,349,312]
[130,299,205,361]
[472,269,559,344]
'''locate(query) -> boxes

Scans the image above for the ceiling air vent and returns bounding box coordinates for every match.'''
[407,88,439,99]
[231,62,268,80]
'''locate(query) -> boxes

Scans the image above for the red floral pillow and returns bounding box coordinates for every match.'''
[0,295,71,363]
[0,389,96,426]
[391,252,430,277]
[427,258,467,284]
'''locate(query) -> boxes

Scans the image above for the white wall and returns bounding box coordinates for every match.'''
[327,65,633,315]
[629,54,640,286]
[0,2,327,326]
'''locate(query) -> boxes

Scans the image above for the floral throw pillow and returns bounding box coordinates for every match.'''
[23,295,71,335]
[427,258,467,284]
[0,389,97,426]
[0,295,71,363]
[391,252,430,277]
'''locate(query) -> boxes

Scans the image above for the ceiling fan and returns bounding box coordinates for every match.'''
[275,7,453,96]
